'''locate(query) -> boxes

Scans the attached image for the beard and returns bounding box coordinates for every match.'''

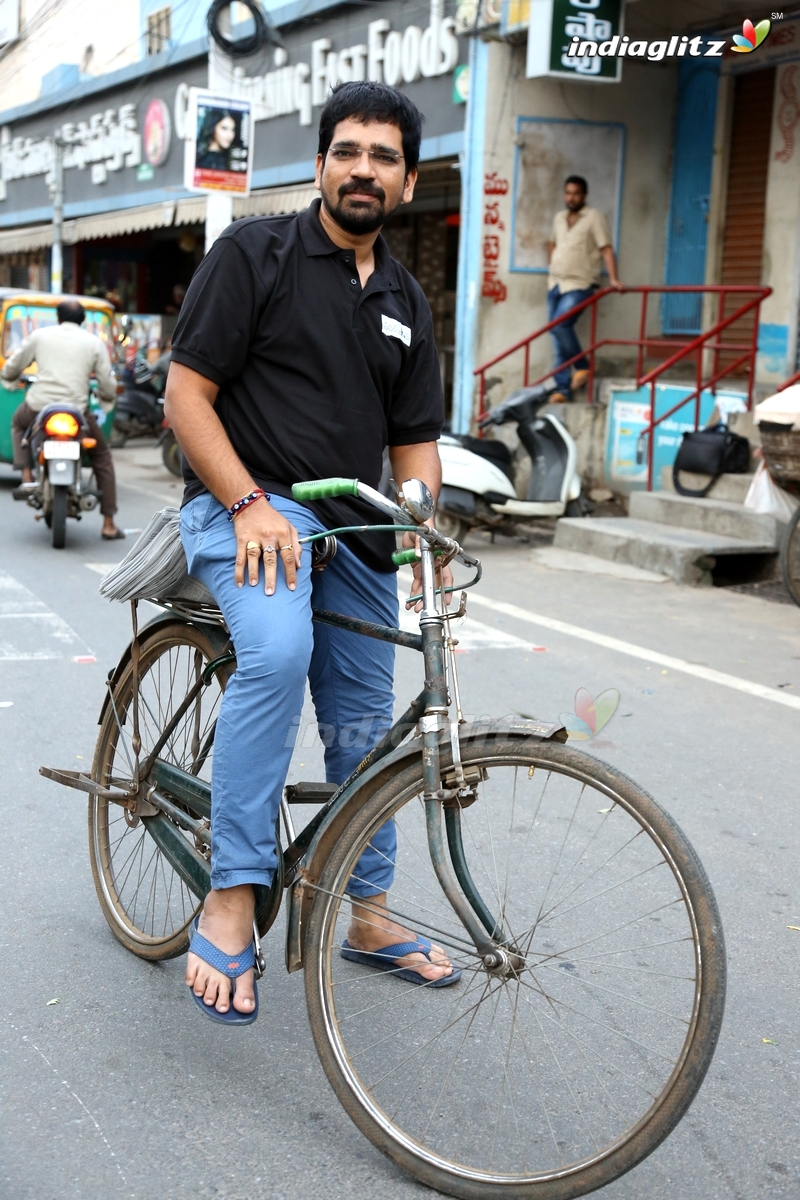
[321,178,400,235]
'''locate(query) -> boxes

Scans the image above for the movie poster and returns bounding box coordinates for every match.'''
[184,90,252,195]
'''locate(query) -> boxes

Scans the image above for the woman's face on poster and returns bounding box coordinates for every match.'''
[211,116,236,151]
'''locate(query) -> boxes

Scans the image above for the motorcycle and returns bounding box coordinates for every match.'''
[111,350,181,477]
[436,384,587,541]
[14,398,101,548]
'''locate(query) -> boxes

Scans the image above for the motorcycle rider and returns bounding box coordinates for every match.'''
[3,299,124,539]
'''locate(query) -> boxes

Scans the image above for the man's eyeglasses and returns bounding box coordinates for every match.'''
[328,144,405,169]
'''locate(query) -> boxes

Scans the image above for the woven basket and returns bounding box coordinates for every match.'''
[760,423,800,483]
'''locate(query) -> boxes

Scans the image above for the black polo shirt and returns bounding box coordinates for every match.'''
[171,199,444,572]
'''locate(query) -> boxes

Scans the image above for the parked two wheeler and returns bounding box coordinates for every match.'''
[111,350,181,477]
[15,400,101,548]
[436,384,587,541]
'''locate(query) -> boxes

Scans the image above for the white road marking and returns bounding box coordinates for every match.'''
[0,570,91,660]
[466,591,800,711]
[397,573,543,651]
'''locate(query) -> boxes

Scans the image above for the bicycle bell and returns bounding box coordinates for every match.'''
[400,478,435,524]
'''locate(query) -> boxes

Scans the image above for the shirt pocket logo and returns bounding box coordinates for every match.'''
[381,314,411,347]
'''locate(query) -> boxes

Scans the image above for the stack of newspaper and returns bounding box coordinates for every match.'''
[99,507,214,605]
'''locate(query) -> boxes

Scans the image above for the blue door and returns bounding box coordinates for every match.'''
[662,57,721,335]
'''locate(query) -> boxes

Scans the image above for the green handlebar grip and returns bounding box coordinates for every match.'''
[391,547,445,567]
[292,477,359,501]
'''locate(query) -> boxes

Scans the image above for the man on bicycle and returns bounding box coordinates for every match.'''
[165,81,456,1023]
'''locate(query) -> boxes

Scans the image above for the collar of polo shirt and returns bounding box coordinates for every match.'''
[298,199,401,292]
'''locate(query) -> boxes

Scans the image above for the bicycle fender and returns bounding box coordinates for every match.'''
[285,716,566,972]
[97,614,230,727]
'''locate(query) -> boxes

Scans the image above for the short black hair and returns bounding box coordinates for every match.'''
[565,175,588,193]
[318,81,424,175]
[57,300,85,325]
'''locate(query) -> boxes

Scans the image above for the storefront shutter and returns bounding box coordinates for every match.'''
[718,67,775,367]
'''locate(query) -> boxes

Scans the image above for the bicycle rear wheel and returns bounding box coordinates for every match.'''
[88,620,230,960]
[781,503,800,607]
[304,736,726,1199]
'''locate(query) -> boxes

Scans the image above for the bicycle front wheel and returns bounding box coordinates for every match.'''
[304,737,726,1200]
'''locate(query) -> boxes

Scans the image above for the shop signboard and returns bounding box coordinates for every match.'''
[0,60,207,224]
[209,0,468,184]
[526,0,624,81]
[184,91,252,195]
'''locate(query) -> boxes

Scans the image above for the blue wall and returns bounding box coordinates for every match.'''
[662,55,720,335]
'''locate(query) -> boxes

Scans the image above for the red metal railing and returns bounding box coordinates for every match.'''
[473,284,771,489]
[777,369,800,391]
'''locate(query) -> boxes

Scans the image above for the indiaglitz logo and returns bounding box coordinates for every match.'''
[731,18,771,52]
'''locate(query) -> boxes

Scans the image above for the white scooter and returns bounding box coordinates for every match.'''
[436,384,586,541]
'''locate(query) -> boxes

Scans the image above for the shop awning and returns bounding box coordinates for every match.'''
[0,223,54,253]
[234,183,316,218]
[0,186,316,254]
[174,196,207,226]
[173,184,317,226]
[67,201,176,242]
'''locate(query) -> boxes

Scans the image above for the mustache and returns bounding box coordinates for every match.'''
[338,181,386,202]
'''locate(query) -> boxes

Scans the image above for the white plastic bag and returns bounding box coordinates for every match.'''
[743,462,800,520]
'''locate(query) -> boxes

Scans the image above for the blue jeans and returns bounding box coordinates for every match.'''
[180,492,398,897]
[547,285,596,392]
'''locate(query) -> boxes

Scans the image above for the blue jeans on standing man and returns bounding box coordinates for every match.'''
[180,491,399,898]
[547,285,596,393]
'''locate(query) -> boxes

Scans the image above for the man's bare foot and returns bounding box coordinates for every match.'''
[186,885,256,1015]
[347,892,454,982]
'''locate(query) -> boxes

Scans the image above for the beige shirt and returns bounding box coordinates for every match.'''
[1,321,117,413]
[548,206,613,293]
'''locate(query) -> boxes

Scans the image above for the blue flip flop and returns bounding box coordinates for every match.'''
[340,936,462,987]
[189,916,259,1026]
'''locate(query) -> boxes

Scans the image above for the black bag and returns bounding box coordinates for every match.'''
[672,424,751,498]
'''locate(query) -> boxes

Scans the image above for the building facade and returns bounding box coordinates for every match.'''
[453,1,800,429]
[0,0,467,401]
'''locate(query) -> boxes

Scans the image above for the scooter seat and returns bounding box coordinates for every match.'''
[452,434,514,482]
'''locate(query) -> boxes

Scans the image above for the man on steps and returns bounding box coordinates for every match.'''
[547,175,623,402]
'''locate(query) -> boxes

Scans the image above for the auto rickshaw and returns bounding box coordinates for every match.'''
[0,289,118,466]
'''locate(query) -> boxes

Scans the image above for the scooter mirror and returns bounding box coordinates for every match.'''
[401,478,435,523]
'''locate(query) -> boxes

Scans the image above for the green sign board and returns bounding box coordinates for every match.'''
[527,0,624,82]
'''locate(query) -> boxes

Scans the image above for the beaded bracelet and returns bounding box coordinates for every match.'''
[227,489,270,521]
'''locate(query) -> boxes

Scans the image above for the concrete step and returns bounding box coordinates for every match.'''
[630,490,780,547]
[554,516,777,585]
[659,466,754,503]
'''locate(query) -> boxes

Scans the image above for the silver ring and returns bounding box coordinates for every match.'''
[263,544,276,554]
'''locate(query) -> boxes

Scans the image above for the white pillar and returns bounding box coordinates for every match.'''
[205,17,235,254]
[758,62,800,384]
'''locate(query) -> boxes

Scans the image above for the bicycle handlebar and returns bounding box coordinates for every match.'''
[392,547,445,567]
[291,477,360,501]
[292,474,481,577]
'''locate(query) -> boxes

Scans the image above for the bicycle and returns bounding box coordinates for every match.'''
[42,475,726,1200]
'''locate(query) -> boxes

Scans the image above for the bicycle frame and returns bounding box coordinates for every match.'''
[41,492,566,973]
